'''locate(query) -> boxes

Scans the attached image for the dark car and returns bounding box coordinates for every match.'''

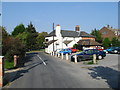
[71,49,106,62]
[109,47,120,54]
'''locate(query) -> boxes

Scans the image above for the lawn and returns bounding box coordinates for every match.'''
[4,60,14,69]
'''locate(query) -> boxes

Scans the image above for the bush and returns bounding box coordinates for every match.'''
[76,49,82,52]
[3,37,25,62]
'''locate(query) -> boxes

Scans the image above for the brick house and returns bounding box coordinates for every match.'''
[99,25,120,41]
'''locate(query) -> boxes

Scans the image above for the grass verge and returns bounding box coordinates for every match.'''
[83,60,98,65]
[26,49,45,53]
[4,60,14,69]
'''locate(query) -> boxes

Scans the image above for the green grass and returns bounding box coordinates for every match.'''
[87,61,94,64]
[39,49,45,51]
[26,49,45,53]
[83,60,98,65]
[4,60,14,69]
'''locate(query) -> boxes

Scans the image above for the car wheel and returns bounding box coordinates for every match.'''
[77,57,81,62]
[71,58,74,62]
[114,50,118,53]
[98,55,103,60]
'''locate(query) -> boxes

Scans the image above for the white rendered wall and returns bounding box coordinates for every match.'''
[45,36,57,41]
[68,40,77,48]
[55,25,61,37]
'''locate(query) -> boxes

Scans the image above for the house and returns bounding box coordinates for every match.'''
[45,24,101,53]
[99,25,120,40]
[77,39,102,50]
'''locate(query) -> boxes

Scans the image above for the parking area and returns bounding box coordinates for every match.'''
[56,52,119,70]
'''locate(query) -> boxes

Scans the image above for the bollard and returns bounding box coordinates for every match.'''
[53,51,55,56]
[74,55,77,63]
[55,52,57,57]
[14,55,18,67]
[93,54,97,64]
[52,52,54,56]
[66,53,69,60]
[51,52,52,56]
[0,56,4,87]
[58,53,60,58]
[61,53,64,59]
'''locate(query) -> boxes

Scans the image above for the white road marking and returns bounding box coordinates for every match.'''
[37,55,47,66]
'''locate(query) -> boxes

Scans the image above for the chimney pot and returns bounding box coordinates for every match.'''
[56,24,60,26]
[75,25,80,31]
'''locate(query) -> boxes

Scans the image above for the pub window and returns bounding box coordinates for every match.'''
[46,39,49,42]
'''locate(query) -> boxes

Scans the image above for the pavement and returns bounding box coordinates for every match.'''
[2,52,119,89]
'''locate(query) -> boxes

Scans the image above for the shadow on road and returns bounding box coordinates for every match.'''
[4,52,48,87]
[88,66,120,89]
[11,61,43,82]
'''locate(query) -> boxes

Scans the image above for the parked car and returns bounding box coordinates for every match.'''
[109,47,120,54]
[59,48,72,55]
[69,48,77,53]
[103,47,120,53]
[96,47,104,51]
[55,49,62,54]
[71,49,106,62]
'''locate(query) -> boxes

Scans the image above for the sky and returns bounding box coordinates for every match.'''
[1,2,118,34]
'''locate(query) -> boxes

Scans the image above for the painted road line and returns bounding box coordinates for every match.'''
[37,55,46,66]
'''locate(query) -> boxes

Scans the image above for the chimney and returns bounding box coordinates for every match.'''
[107,25,110,28]
[55,24,61,37]
[75,25,80,31]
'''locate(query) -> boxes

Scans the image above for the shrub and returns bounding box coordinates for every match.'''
[3,37,25,62]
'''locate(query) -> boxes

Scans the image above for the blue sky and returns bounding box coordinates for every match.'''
[2,2,118,34]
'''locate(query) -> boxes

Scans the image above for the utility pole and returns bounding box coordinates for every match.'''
[53,23,54,53]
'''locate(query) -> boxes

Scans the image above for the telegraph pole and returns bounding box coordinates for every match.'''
[53,23,54,53]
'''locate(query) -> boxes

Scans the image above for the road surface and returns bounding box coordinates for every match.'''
[3,52,119,88]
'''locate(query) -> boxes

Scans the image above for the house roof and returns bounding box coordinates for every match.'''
[63,40,73,45]
[101,27,120,33]
[46,30,94,37]
[46,40,57,46]
[77,39,102,46]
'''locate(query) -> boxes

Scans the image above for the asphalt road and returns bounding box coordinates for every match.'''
[3,52,119,88]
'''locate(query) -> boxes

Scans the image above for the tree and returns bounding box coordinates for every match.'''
[26,22,36,33]
[36,32,48,49]
[16,32,29,47]
[1,26,9,40]
[102,38,111,49]
[12,24,25,36]
[3,37,25,61]
[73,44,78,48]
[0,26,9,56]
[91,28,103,43]
[111,37,120,47]
[25,22,38,50]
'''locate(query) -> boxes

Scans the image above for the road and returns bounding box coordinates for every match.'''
[3,52,119,88]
